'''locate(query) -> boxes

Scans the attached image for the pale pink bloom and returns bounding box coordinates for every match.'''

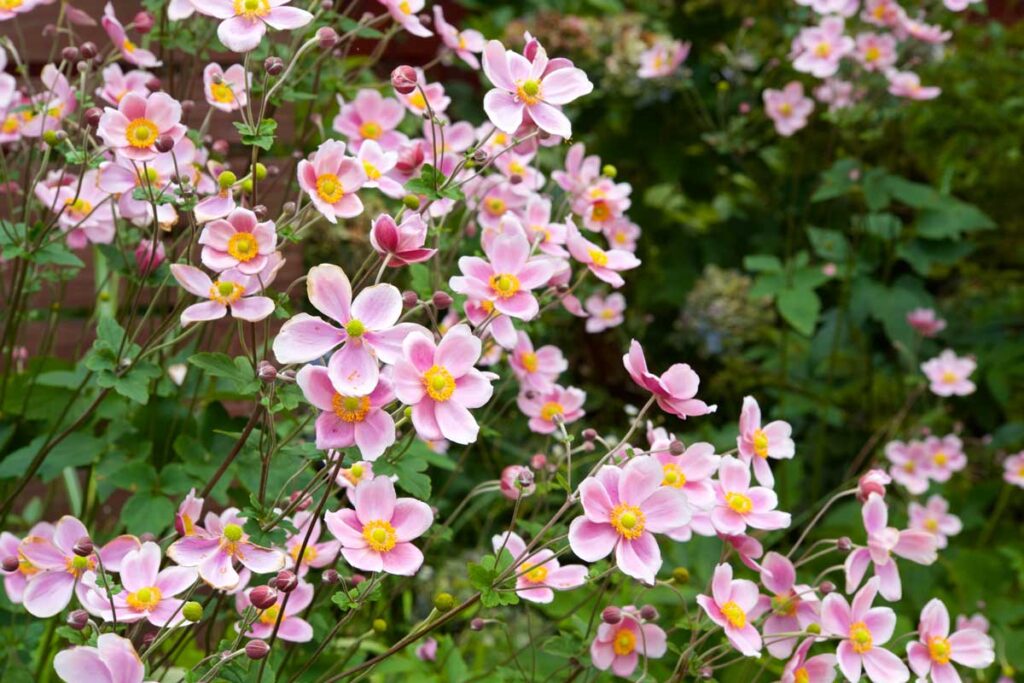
[590,605,667,677]
[909,495,962,549]
[508,332,566,391]
[567,456,691,584]
[921,349,975,396]
[171,264,275,325]
[573,178,632,232]
[780,638,838,683]
[491,531,586,603]
[416,638,438,661]
[0,0,37,21]
[797,0,859,15]
[175,489,204,537]
[370,212,435,266]
[53,171,116,248]
[885,439,930,494]
[357,141,405,197]
[857,469,891,502]
[54,634,155,683]
[85,542,197,628]
[168,0,196,20]
[332,90,407,151]
[494,153,545,194]
[97,91,186,161]
[194,183,236,223]
[334,458,394,498]
[552,142,601,197]
[297,139,368,223]
[862,0,907,27]
[1004,452,1024,488]
[844,493,938,601]
[473,181,524,230]
[166,508,285,590]
[481,39,593,138]
[203,63,248,112]
[815,78,857,112]
[792,17,854,78]
[855,33,897,71]
[711,456,791,535]
[450,231,557,321]
[521,195,568,257]
[753,552,820,658]
[821,578,909,683]
[433,5,485,68]
[605,218,640,253]
[943,0,982,11]
[97,64,152,106]
[568,222,640,288]
[236,579,314,642]
[900,16,952,44]
[922,434,966,481]
[297,365,396,460]
[906,308,946,337]
[888,70,941,100]
[381,0,431,37]
[324,476,433,575]
[191,0,313,52]
[653,442,720,540]
[764,82,814,137]
[19,516,139,618]
[955,613,989,634]
[518,384,585,434]
[623,339,716,420]
[397,69,450,115]
[102,3,161,67]
[584,293,625,333]
[637,40,690,79]
[696,563,763,656]
[0,522,54,604]
[393,325,497,444]
[500,465,536,500]
[21,65,77,138]
[737,395,795,487]
[723,533,766,572]
[199,208,277,275]
[907,599,994,682]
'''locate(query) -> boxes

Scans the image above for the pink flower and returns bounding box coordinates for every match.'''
[573,178,632,232]
[393,325,497,444]
[764,82,814,137]
[102,3,161,67]
[906,307,946,337]
[821,578,909,683]
[191,0,313,53]
[166,508,285,590]
[862,0,907,27]
[171,264,276,325]
[168,0,196,20]
[381,0,432,37]
[585,293,625,333]
[637,40,690,79]
[296,365,396,460]
[855,32,897,71]
[298,140,368,223]
[518,384,585,434]
[54,634,154,683]
[369,213,436,266]
[332,90,408,151]
[552,141,601,197]
[450,231,557,321]
[857,469,891,502]
[324,476,433,575]
[52,171,116,248]
[273,264,415,396]
[696,563,763,656]
[357,141,405,197]
[737,395,795,487]
[0,0,36,21]
[236,580,314,642]
[781,638,838,683]
[19,516,139,618]
[605,218,640,252]
[908,599,994,682]
[175,489,204,537]
[922,434,966,481]
[815,78,857,112]
[0,522,54,604]
[792,17,854,78]
[135,239,166,275]
[590,605,667,677]
[723,533,766,572]
[1004,452,1024,488]
[901,16,952,43]
[844,493,938,601]
[433,6,485,69]
[754,552,820,658]
[955,613,989,633]
[567,456,691,584]
[652,441,720,521]
[20,65,76,139]
[97,64,152,106]
[568,222,640,288]
[908,495,962,549]
[623,340,716,420]
[97,92,187,161]
[203,63,248,112]
[710,456,791,535]
[500,465,536,500]
[491,531,586,603]
[885,440,930,494]
[416,638,438,661]
[199,208,277,275]
[921,349,976,396]
[481,39,593,138]
[509,331,567,392]
[522,196,568,257]
[888,70,941,100]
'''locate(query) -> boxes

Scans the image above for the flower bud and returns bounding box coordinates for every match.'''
[212,139,229,156]
[79,42,97,60]
[372,618,387,633]
[672,567,690,584]
[433,592,455,612]
[182,601,203,622]
[836,537,852,552]
[253,162,268,180]
[470,617,485,631]
[806,622,822,635]
[508,174,523,185]
[402,290,419,309]
[500,465,535,500]
[61,47,79,62]
[402,194,421,210]
[472,148,488,164]
[257,361,277,383]
[241,178,254,194]
[67,609,89,630]
[264,57,285,76]
[350,573,366,586]
[601,606,622,624]
[582,428,597,442]
[1,557,19,573]
[145,76,162,90]
[819,581,836,595]
[857,469,891,502]
[42,130,60,146]
[529,453,548,470]
[602,164,617,178]
[155,134,175,154]
[317,26,339,49]
[253,204,268,221]
[699,666,714,679]
[84,107,103,128]
[322,569,340,585]
[431,291,452,310]
[274,570,298,593]
[131,10,155,33]
[391,65,418,95]
[249,585,278,610]
[181,100,195,115]
[142,632,157,648]
[245,640,270,660]
[218,171,237,189]
[73,537,93,557]
[139,533,156,544]
[669,440,685,455]
[639,605,659,621]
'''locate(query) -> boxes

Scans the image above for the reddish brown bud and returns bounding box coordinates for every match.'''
[248,585,278,610]
[391,65,418,95]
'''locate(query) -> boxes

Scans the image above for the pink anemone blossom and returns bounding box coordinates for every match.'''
[171,264,276,325]
[357,141,405,197]
[369,212,436,266]
[203,63,249,112]
[764,82,814,136]
[382,0,432,37]
[710,456,791,535]
[199,207,277,275]
[0,522,54,604]
[623,340,716,420]
[332,90,408,151]
[696,562,763,657]
[567,222,640,288]
[885,439,930,494]
[906,307,946,337]
[781,637,838,683]
[907,598,994,682]
[737,395,795,487]
[821,578,909,683]
[908,495,962,549]
[298,139,368,223]
[1004,451,1024,488]
[637,40,690,79]
[191,0,314,53]
[175,489,204,537]
[584,293,625,333]
[296,365,396,460]
[517,384,585,434]
[921,349,975,396]
[792,17,854,78]
[54,634,154,683]
[754,552,820,658]
[491,531,586,603]
[102,3,161,67]
[855,32,897,71]
[508,331,567,391]
[237,580,314,642]
[97,91,187,161]
[97,64,152,106]
[888,71,941,100]
[590,605,667,677]
[651,441,720,539]
[433,5,485,68]
[922,434,966,481]
[284,511,341,575]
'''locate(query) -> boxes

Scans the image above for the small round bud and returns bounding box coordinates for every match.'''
[402,194,420,210]
[431,291,452,310]
[288,490,311,512]
[602,164,617,178]
[582,428,597,442]
[669,440,685,455]
[249,585,278,610]
[836,537,852,552]
[245,639,270,660]
[470,617,485,631]
[79,42,97,60]
[1,557,19,573]
[390,65,418,95]
[61,47,79,62]
[372,618,387,634]
[145,76,162,91]
[253,204,268,221]
[350,573,366,586]
[218,171,237,189]
[639,605,659,621]
[472,148,488,164]
[212,139,230,156]
[42,130,60,146]
[241,178,254,194]
[43,23,56,37]
[257,361,277,383]
[281,201,296,216]
[322,569,340,585]
[67,610,89,631]
[84,107,102,128]
[672,567,690,584]
[181,100,194,115]
[433,593,455,612]
[402,290,419,309]
[182,601,203,622]
[601,606,622,624]
[806,622,822,635]
[254,162,268,180]
[530,453,548,470]
[73,537,93,557]
[155,135,175,154]
[264,57,285,76]
[508,174,523,185]
[133,11,155,33]
[274,570,298,593]
[317,26,339,49]
[819,581,836,595]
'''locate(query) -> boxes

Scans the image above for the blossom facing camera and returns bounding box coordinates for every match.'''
[737,395,795,487]
[820,578,909,683]
[97,92,187,161]
[921,349,976,396]
[696,563,762,656]
[764,82,814,136]
[191,0,314,53]
[199,208,278,275]
[590,605,667,677]
[491,531,586,603]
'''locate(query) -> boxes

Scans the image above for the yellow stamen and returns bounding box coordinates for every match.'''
[359,121,382,139]
[540,402,564,422]
[362,519,396,552]
[661,463,686,488]
[520,561,548,584]
[423,365,455,402]
[752,428,769,459]
[520,351,538,374]
[849,621,873,654]
[227,232,259,262]
[488,273,520,299]
[612,627,636,656]
[126,586,162,611]
[610,503,645,540]
[587,248,609,267]
[210,82,235,104]
[721,600,746,628]
[125,118,159,149]
[725,492,753,515]
[332,394,371,423]
[516,79,542,106]
[258,603,282,625]
[316,173,345,204]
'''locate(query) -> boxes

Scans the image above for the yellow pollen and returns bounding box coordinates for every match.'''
[359,121,382,139]
[362,160,381,180]
[752,428,769,458]
[423,365,455,402]
[484,197,506,216]
[488,273,520,299]
[771,593,797,617]
[289,543,318,565]
[316,174,345,204]
[614,231,627,244]
[223,523,244,542]
[126,586,162,611]
[540,402,564,422]
[508,160,525,175]
[778,102,794,117]
[933,451,948,466]
[479,299,494,314]
[65,554,95,577]
[2,116,18,134]
[590,202,611,223]
[181,514,196,536]
[587,248,609,267]
[17,552,37,577]
[865,46,881,62]
[903,461,916,473]
[601,309,615,319]
[520,351,538,374]
[407,91,426,110]
[362,520,397,552]
[64,197,93,218]
[721,600,746,628]
[941,370,958,384]
[726,492,753,515]
[928,635,952,664]
[140,167,160,186]
[332,394,371,423]
[398,0,411,13]
[227,232,258,262]
[209,280,244,305]
[610,503,645,540]
[210,82,235,104]
[814,42,832,58]
[125,118,159,149]
[0,0,24,9]
[258,603,282,625]
[234,0,269,19]
[520,561,548,584]
[123,39,136,53]
[612,627,636,656]
[924,518,939,532]
[849,621,873,653]
[661,463,686,488]
[516,79,542,105]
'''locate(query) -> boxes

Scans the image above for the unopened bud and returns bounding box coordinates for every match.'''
[61,47,79,62]
[322,569,340,585]
[1,557,19,573]
[391,65,418,95]
[350,573,366,586]
[183,601,203,622]
[317,26,339,49]
[264,57,285,76]
[508,174,523,185]
[274,570,298,593]
[257,361,277,382]
[133,11,155,33]
[669,440,685,455]
[254,162,268,180]
[42,130,60,146]
[67,610,89,630]
[181,100,194,115]
[253,204,268,221]
[139,533,156,544]
[581,428,597,442]
[601,606,622,624]
[672,567,690,584]
[372,618,387,633]
[73,537,93,557]
[470,617,485,631]
[819,581,836,595]
[402,290,419,309]
[434,592,455,611]
[245,639,270,660]
[699,666,713,679]
[402,194,420,210]
[431,291,452,310]
[79,42,97,60]
[806,622,822,635]
[249,585,278,610]
[155,135,175,153]
[84,107,102,128]
[472,148,488,164]
[212,139,229,155]
[145,76,162,91]
[530,453,548,470]
[602,164,617,178]
[836,537,852,552]
[639,605,659,621]
[218,171,237,189]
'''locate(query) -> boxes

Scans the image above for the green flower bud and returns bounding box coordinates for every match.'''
[241,178,254,193]
[433,593,455,612]
[182,601,203,622]
[218,171,237,189]
[602,164,617,178]
[671,567,690,584]
[402,194,420,210]
[254,162,268,180]
[372,618,387,634]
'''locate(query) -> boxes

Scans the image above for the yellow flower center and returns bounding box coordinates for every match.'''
[614,231,627,244]
[362,160,381,180]
[17,552,37,577]
[316,174,345,204]
[332,394,371,423]
[778,102,793,117]
[423,365,455,402]
[65,554,95,577]
[64,197,93,219]
[612,627,636,656]
[289,543,319,565]
[126,586,162,611]
[661,463,686,488]
[865,46,881,62]
[752,428,769,458]
[484,197,506,216]
[407,91,426,110]
[520,561,548,584]
[540,401,564,422]
[359,121,382,139]
[345,319,366,337]
[516,79,542,105]
[721,600,746,628]
[0,0,24,9]
[601,309,616,319]
[933,451,948,466]
[726,492,753,515]
[941,370,958,384]
[493,132,508,145]
[398,0,411,13]
[488,273,520,299]
[125,118,159,149]
[234,0,270,19]
[610,503,646,540]
[927,635,952,664]
[903,461,917,473]
[181,514,196,536]
[223,523,244,542]
[479,299,494,314]
[342,464,366,485]
[771,593,797,617]
[924,518,939,532]
[258,604,282,625]
[794,667,810,683]
[590,202,611,223]
[210,82,235,104]
[520,351,538,373]
[227,232,259,262]
[849,621,873,654]
[587,248,609,267]
[362,520,397,552]
[2,115,18,134]
[209,280,245,305]
[814,42,832,58]
[508,160,526,175]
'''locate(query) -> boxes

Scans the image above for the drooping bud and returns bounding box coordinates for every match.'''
[1,557,19,573]
[84,107,103,128]
[669,440,685,455]
[274,570,297,593]
[133,10,155,33]
[836,537,852,552]
[639,605,659,621]
[264,57,285,76]
[819,581,836,595]
[601,607,622,624]
[857,469,891,502]
[472,148,488,164]
[245,640,270,660]
[317,26,339,49]
[183,601,203,622]
[402,290,419,309]
[253,205,268,221]
[390,65,418,95]
[61,47,79,62]
[249,585,278,610]
[582,429,597,442]
[257,361,277,383]
[73,537,93,557]
[470,617,485,631]
[402,194,421,210]
[322,569,340,585]
[155,134,175,154]
[431,291,452,310]
[67,610,89,630]
[79,42,98,60]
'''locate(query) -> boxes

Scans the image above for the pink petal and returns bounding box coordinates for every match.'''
[614,533,660,584]
[353,410,396,461]
[567,517,616,562]
[380,542,424,575]
[53,646,114,683]
[306,263,352,324]
[273,314,345,364]
[483,90,524,134]
[351,284,402,331]
[327,341,380,397]
[435,399,480,444]
[355,476,397,525]
[390,498,433,542]
[24,571,75,617]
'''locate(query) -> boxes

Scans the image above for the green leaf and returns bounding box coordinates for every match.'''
[806,227,849,262]
[860,168,891,212]
[233,119,277,151]
[811,158,860,202]
[916,201,995,240]
[374,455,431,500]
[120,493,175,535]
[188,352,257,392]
[743,254,783,273]
[338,15,385,38]
[858,212,902,240]
[0,433,105,481]
[777,288,821,336]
